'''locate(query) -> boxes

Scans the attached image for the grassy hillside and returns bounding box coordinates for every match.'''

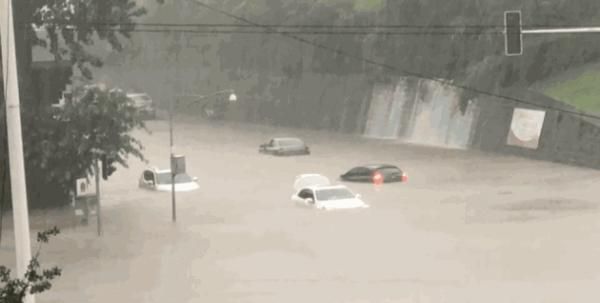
[541,69,600,113]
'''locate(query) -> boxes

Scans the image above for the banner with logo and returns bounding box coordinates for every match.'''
[506,108,546,150]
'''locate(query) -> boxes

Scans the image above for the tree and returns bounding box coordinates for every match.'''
[1,0,163,208]
[21,85,148,208]
[27,0,163,79]
[0,227,62,303]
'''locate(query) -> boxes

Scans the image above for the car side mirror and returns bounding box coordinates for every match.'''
[193,177,198,182]
[355,194,362,199]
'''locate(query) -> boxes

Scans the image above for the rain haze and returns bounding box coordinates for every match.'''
[2,1,600,302]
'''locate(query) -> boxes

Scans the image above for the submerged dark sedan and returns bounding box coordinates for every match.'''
[340,164,407,184]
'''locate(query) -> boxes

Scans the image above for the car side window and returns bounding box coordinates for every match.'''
[358,168,372,175]
[347,168,362,176]
[298,189,314,200]
[143,171,154,183]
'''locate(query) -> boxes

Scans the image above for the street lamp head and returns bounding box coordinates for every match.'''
[228,93,238,102]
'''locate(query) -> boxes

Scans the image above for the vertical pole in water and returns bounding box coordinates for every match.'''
[95,160,102,236]
[0,0,35,302]
[170,97,176,223]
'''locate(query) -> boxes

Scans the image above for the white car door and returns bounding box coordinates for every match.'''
[292,188,316,208]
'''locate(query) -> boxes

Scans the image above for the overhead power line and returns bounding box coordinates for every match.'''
[31,21,600,30]
[33,21,504,29]
[90,28,501,36]
[26,8,600,119]
[188,0,600,121]
[27,22,501,36]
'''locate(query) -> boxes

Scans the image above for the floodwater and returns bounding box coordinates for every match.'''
[2,118,600,302]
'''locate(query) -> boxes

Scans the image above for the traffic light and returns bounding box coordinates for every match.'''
[101,155,117,180]
[504,10,523,56]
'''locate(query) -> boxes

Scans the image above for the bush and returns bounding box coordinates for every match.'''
[0,227,62,303]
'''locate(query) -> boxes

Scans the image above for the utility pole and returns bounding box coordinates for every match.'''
[169,31,185,223]
[95,160,102,236]
[0,0,35,302]
[169,94,176,223]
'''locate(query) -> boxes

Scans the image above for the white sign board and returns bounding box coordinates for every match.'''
[76,176,96,197]
[506,108,546,150]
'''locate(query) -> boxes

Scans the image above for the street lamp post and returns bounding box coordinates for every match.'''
[169,96,176,222]
[168,89,237,223]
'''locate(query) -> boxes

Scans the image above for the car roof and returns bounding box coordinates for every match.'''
[273,137,303,141]
[144,167,170,173]
[294,174,330,191]
[305,185,349,191]
[362,164,400,170]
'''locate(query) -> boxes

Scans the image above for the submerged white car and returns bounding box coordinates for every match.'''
[291,174,369,210]
[139,167,199,192]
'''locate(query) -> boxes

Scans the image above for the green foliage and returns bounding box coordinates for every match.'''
[0,228,62,303]
[178,0,600,92]
[95,0,600,129]
[544,69,600,113]
[28,0,163,79]
[23,85,148,205]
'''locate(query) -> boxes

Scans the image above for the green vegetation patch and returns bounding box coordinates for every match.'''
[544,69,600,113]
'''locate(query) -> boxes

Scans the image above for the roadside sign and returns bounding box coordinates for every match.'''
[76,176,96,197]
[171,154,186,175]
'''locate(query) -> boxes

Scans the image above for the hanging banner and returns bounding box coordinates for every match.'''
[506,108,546,149]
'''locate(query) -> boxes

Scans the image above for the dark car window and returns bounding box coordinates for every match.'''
[298,189,314,200]
[156,172,193,185]
[378,167,402,175]
[346,168,362,176]
[143,171,154,182]
[348,167,371,176]
[315,188,355,201]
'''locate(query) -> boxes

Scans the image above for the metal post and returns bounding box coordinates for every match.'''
[0,0,35,302]
[523,27,600,34]
[94,160,102,236]
[169,97,176,223]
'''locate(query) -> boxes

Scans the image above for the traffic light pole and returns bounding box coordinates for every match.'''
[504,10,600,56]
[169,96,177,223]
[1,1,35,302]
[523,27,600,34]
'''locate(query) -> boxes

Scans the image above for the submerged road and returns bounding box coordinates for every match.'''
[2,119,600,302]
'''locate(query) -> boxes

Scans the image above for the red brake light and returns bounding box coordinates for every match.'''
[401,173,408,182]
[372,172,384,185]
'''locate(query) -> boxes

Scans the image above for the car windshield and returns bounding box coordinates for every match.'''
[315,188,355,201]
[156,172,193,185]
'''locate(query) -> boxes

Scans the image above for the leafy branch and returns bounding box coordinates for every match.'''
[0,227,62,303]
